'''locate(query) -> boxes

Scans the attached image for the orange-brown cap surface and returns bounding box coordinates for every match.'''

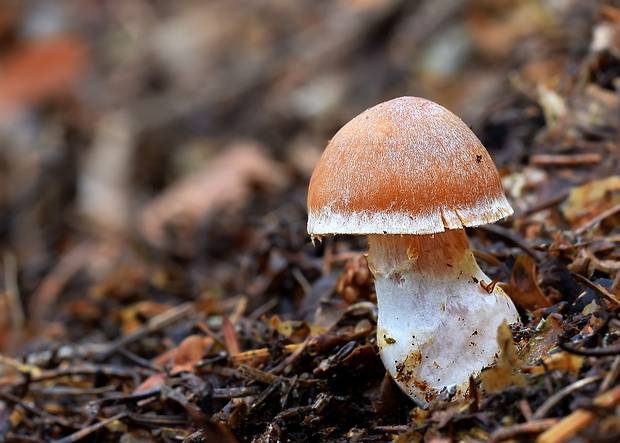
[307,96,513,235]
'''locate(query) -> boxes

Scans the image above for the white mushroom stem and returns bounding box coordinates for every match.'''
[367,229,518,406]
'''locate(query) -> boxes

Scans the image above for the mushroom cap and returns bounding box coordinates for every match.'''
[307,96,513,235]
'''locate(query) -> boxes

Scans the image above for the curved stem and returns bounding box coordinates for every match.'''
[367,230,518,405]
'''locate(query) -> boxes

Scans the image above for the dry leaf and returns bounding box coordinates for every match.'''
[522,351,584,375]
[567,247,620,277]
[133,372,166,394]
[152,334,213,371]
[480,320,526,394]
[519,314,564,366]
[571,84,619,136]
[561,176,620,227]
[134,334,213,393]
[509,255,552,311]
[77,112,135,232]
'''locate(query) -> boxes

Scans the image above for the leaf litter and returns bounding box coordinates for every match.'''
[2,1,620,442]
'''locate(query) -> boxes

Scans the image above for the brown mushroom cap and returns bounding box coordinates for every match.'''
[307,96,513,235]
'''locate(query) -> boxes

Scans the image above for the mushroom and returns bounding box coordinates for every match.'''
[307,96,519,405]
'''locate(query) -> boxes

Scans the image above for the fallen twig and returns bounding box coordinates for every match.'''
[490,418,559,442]
[96,302,194,362]
[536,384,620,443]
[532,375,601,419]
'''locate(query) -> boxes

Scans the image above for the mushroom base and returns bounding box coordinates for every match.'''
[367,229,518,405]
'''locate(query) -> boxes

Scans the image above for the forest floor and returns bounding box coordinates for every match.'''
[2,1,620,442]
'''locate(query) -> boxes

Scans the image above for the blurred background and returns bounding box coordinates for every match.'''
[0,0,611,354]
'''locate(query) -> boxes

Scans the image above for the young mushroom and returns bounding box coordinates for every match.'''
[307,96,519,405]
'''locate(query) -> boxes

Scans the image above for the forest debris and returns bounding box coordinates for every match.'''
[509,255,552,311]
[2,252,23,331]
[1,1,620,441]
[267,316,325,338]
[139,141,287,251]
[490,418,559,443]
[335,253,375,304]
[516,57,567,88]
[98,302,194,362]
[501,167,547,201]
[593,5,620,54]
[536,84,566,130]
[465,0,555,58]
[567,247,620,276]
[313,342,377,376]
[536,384,620,443]
[575,202,620,235]
[532,375,601,420]
[520,314,563,366]
[24,242,94,345]
[222,316,240,356]
[0,354,42,378]
[479,224,543,262]
[230,343,302,363]
[237,364,281,385]
[571,272,620,306]
[78,112,135,232]
[561,176,620,228]
[0,390,76,430]
[570,83,619,137]
[149,2,247,89]
[480,321,526,394]
[559,338,620,357]
[161,385,239,443]
[155,334,213,371]
[521,351,584,375]
[529,153,602,166]
[121,301,176,335]
[0,34,87,121]
[600,355,620,393]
